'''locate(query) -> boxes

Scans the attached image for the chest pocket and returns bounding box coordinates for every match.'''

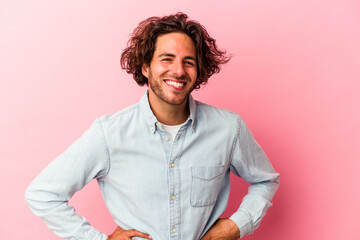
[190,165,226,207]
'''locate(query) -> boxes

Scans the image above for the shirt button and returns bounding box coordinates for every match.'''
[151,127,154,131]
[165,137,170,141]
[172,194,176,200]
[156,122,160,127]
[171,162,175,168]
[172,227,176,233]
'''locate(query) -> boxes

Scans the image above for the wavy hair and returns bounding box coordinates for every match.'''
[120,12,231,90]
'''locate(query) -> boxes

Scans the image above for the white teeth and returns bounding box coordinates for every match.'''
[166,80,184,88]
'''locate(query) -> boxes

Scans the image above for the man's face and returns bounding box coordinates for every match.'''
[142,32,197,107]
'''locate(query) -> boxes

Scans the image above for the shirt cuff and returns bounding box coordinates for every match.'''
[101,233,108,240]
[229,209,254,238]
[87,228,108,240]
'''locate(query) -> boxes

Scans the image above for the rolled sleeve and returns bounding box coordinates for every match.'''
[25,119,110,240]
[229,115,280,238]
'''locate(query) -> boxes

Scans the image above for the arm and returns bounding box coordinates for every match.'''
[228,115,280,238]
[200,218,240,240]
[25,119,110,240]
[201,115,279,239]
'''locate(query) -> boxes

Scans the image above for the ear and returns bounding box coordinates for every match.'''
[142,64,149,78]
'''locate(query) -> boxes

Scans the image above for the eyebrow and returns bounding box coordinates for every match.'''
[158,53,196,62]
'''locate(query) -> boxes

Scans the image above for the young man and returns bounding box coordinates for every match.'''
[25,13,279,240]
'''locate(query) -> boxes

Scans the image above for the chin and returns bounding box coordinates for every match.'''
[165,97,187,106]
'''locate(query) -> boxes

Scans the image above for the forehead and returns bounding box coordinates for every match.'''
[153,32,196,57]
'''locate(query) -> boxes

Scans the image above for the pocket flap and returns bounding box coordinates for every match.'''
[191,165,225,180]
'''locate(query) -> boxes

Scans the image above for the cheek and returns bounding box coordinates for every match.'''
[153,67,167,78]
[153,64,169,77]
[189,68,198,81]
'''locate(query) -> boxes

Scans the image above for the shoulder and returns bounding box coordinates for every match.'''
[99,103,139,121]
[195,100,242,125]
[93,103,141,131]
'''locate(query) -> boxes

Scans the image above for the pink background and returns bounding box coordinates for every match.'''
[1,0,359,239]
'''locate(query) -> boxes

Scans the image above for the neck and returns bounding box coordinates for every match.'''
[148,93,190,126]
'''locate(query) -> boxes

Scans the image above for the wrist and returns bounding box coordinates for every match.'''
[226,219,240,238]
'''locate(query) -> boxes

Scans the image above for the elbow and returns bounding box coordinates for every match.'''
[24,184,37,212]
[272,173,280,193]
[274,173,280,186]
[24,183,47,215]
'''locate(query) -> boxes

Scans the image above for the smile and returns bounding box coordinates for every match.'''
[164,80,186,88]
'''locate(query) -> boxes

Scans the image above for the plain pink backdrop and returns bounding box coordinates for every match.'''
[1,0,359,239]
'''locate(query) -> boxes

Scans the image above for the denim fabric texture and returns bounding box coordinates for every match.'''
[25,91,279,240]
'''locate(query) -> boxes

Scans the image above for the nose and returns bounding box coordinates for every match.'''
[172,60,185,77]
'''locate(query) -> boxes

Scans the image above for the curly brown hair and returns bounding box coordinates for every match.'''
[120,12,231,90]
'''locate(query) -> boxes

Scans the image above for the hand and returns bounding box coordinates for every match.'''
[108,226,152,240]
[200,218,240,240]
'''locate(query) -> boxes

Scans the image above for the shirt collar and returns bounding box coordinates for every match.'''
[139,90,197,133]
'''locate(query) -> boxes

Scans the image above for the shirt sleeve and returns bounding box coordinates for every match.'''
[25,119,110,240]
[229,115,280,238]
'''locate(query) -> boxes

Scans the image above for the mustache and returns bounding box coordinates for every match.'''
[161,74,190,81]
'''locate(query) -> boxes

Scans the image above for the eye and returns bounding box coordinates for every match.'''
[184,61,195,66]
[162,58,172,62]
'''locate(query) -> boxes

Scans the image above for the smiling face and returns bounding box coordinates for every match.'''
[142,32,197,109]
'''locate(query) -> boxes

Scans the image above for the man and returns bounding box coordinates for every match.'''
[25,13,279,240]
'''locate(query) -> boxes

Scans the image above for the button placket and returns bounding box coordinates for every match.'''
[169,145,182,239]
[167,126,188,239]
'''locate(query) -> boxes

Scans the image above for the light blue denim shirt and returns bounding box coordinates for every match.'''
[25,91,279,240]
